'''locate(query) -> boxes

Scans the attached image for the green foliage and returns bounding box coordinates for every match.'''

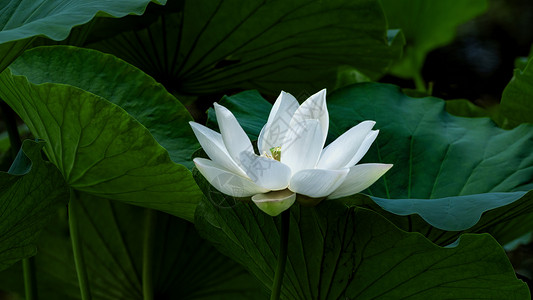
[0,0,163,72]
[0,140,68,271]
[499,57,533,128]
[381,0,488,85]
[195,172,529,299]
[0,195,266,299]
[447,56,533,129]
[327,84,532,192]
[445,99,491,118]
[0,47,201,221]
[6,46,198,168]
[0,1,531,299]
[85,0,403,95]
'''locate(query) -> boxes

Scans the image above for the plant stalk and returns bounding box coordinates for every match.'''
[69,190,92,300]
[142,209,157,300]
[413,72,427,93]
[22,257,37,300]
[270,210,290,300]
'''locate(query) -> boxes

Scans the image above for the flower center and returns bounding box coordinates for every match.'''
[269,146,281,161]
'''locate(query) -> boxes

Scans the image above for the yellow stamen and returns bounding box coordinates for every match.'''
[270,147,281,161]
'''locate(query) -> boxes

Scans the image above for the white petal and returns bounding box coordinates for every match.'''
[239,153,291,190]
[194,158,269,197]
[289,89,328,145]
[345,130,379,167]
[281,119,323,173]
[252,190,296,216]
[327,163,393,199]
[316,121,375,170]
[258,91,299,155]
[289,168,349,198]
[189,122,247,177]
[214,103,254,167]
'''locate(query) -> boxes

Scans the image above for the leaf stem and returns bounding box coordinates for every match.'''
[69,190,92,300]
[270,210,290,300]
[22,257,37,300]
[413,72,427,93]
[142,209,157,300]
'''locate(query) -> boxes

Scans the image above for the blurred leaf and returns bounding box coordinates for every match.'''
[0,47,201,221]
[487,211,533,247]
[0,140,68,271]
[333,29,406,89]
[445,99,490,118]
[503,231,533,251]
[499,57,533,128]
[381,0,488,81]
[514,45,533,70]
[206,83,533,244]
[86,0,403,95]
[0,124,29,155]
[0,0,164,72]
[514,57,529,70]
[194,172,529,299]
[0,194,266,299]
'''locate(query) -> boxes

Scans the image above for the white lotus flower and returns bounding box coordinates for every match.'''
[191,89,392,216]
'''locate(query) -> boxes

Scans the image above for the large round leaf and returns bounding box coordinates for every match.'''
[205,83,533,244]
[327,83,533,232]
[0,194,266,299]
[0,140,68,272]
[0,47,201,221]
[85,0,403,96]
[0,0,164,72]
[5,46,198,167]
[194,172,529,299]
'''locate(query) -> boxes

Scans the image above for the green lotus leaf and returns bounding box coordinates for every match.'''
[0,140,68,271]
[370,192,530,231]
[0,194,266,299]
[445,99,491,118]
[0,48,201,221]
[499,57,533,128]
[0,0,164,72]
[5,45,198,168]
[328,83,533,234]
[194,174,529,299]
[85,0,403,96]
